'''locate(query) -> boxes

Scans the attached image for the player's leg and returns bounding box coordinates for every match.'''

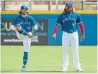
[71,32,83,72]
[10,25,25,40]
[10,25,31,71]
[15,28,29,68]
[61,32,69,72]
[16,33,31,71]
[22,38,31,71]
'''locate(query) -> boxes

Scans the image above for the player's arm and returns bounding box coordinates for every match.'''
[30,17,38,31]
[76,14,85,41]
[79,22,85,40]
[33,24,38,30]
[16,27,28,35]
[14,17,28,35]
[52,15,62,40]
[16,26,33,38]
[52,24,60,40]
[25,16,39,38]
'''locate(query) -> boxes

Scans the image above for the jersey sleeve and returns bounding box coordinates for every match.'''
[56,15,62,25]
[76,14,82,24]
[13,17,20,27]
[30,16,37,26]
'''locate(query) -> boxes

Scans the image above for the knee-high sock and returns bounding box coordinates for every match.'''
[23,52,28,66]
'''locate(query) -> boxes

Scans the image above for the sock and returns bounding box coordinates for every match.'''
[23,52,28,66]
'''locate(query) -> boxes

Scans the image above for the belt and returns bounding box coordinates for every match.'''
[67,31,73,33]
[64,31,77,33]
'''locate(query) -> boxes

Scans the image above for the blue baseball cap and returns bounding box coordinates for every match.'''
[65,2,73,6]
[21,5,28,10]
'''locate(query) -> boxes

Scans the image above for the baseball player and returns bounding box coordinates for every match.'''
[52,2,85,72]
[10,5,38,71]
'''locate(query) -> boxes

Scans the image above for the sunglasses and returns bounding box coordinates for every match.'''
[66,6,72,8]
[21,9,28,11]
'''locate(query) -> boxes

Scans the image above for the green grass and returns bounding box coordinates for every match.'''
[1,46,97,74]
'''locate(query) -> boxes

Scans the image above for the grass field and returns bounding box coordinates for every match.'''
[1,46,97,74]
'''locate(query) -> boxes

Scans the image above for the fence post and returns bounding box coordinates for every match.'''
[1,0,5,10]
[55,0,58,11]
[48,1,51,11]
[82,0,86,10]
[29,0,32,10]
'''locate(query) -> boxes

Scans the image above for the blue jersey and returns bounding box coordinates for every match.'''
[56,12,82,33]
[14,14,37,34]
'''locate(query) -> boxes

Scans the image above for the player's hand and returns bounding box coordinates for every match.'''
[52,33,56,40]
[81,34,85,41]
[28,32,32,38]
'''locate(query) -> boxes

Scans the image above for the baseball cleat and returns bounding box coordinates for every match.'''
[22,66,27,72]
[10,25,16,30]
[76,68,83,72]
[61,67,68,72]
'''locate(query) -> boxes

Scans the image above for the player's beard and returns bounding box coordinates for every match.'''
[64,8,73,13]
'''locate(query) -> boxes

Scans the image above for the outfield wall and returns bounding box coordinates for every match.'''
[1,10,97,45]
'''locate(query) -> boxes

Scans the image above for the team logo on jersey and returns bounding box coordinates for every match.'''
[27,22,32,25]
[19,21,31,25]
[62,17,76,23]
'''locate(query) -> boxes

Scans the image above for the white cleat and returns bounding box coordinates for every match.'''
[22,66,27,72]
[10,25,16,31]
[76,68,84,72]
[61,67,68,72]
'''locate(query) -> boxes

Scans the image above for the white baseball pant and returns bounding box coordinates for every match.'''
[10,25,31,52]
[62,31,81,70]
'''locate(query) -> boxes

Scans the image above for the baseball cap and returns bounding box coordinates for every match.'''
[21,5,28,10]
[65,2,73,6]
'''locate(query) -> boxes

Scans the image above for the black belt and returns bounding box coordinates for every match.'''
[67,32,73,33]
[65,31,76,33]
